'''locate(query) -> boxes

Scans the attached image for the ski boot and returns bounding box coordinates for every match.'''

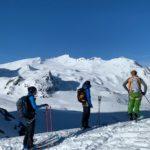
[129,113,133,121]
[134,113,138,122]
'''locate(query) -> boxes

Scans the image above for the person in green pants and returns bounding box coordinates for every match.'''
[123,70,147,120]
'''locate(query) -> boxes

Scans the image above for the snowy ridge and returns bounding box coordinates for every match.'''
[0,55,148,98]
[0,55,149,112]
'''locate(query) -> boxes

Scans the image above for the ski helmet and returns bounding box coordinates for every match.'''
[28,86,37,94]
[83,80,91,88]
[85,81,91,86]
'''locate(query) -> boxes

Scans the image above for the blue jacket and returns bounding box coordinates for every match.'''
[28,93,47,111]
[28,93,40,111]
[82,84,93,108]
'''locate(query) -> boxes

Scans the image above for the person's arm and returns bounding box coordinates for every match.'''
[29,96,38,111]
[123,79,129,93]
[39,104,49,108]
[86,88,93,107]
[141,78,147,95]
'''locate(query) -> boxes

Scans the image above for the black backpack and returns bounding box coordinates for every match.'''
[77,88,86,103]
[16,96,29,118]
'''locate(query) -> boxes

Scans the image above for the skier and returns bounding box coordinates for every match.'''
[22,86,48,150]
[78,81,93,129]
[123,70,147,120]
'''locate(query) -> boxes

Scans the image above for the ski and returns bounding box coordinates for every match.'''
[35,134,63,149]
[35,134,59,147]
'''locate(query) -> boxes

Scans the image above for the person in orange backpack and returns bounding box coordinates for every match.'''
[123,70,147,121]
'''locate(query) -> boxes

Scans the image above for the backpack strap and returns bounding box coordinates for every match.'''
[128,77,132,92]
[128,76,141,92]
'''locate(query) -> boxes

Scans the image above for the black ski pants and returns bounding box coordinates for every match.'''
[23,118,35,149]
[82,106,91,128]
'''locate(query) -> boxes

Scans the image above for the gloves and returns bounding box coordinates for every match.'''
[40,104,49,108]
[44,104,49,107]
[141,92,146,96]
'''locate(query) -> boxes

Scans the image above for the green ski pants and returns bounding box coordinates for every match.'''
[128,92,142,114]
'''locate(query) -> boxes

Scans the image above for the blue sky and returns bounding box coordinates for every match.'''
[0,0,150,65]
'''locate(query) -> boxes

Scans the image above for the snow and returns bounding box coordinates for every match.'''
[0,55,150,149]
[1,119,150,150]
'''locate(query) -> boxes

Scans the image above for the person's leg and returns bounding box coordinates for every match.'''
[30,120,35,145]
[134,96,142,119]
[128,93,135,120]
[82,107,86,128]
[84,107,90,128]
[26,119,35,149]
[85,107,91,128]
[23,123,28,148]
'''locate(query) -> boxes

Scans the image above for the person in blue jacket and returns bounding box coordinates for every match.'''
[81,81,93,129]
[23,86,48,150]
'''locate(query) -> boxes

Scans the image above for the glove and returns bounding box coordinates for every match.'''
[141,92,146,96]
[44,104,49,107]
[40,104,49,108]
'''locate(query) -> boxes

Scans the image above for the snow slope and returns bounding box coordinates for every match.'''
[1,119,150,150]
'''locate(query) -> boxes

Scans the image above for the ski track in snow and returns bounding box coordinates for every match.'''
[1,119,150,150]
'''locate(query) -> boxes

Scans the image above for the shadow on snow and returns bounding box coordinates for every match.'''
[1,109,150,139]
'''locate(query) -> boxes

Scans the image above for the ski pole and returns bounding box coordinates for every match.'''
[45,107,48,132]
[45,106,53,132]
[49,106,53,132]
[46,106,51,132]
[144,96,150,105]
[48,106,51,132]
[98,96,102,127]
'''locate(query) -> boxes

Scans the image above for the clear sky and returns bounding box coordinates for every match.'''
[0,0,150,65]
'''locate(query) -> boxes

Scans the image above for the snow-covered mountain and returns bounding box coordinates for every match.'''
[0,55,149,112]
[0,55,148,96]
[0,55,150,149]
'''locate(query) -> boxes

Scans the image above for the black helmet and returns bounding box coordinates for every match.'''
[84,81,91,86]
[28,86,37,94]
[82,80,91,88]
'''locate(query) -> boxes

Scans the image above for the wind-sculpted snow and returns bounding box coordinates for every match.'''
[1,119,150,150]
